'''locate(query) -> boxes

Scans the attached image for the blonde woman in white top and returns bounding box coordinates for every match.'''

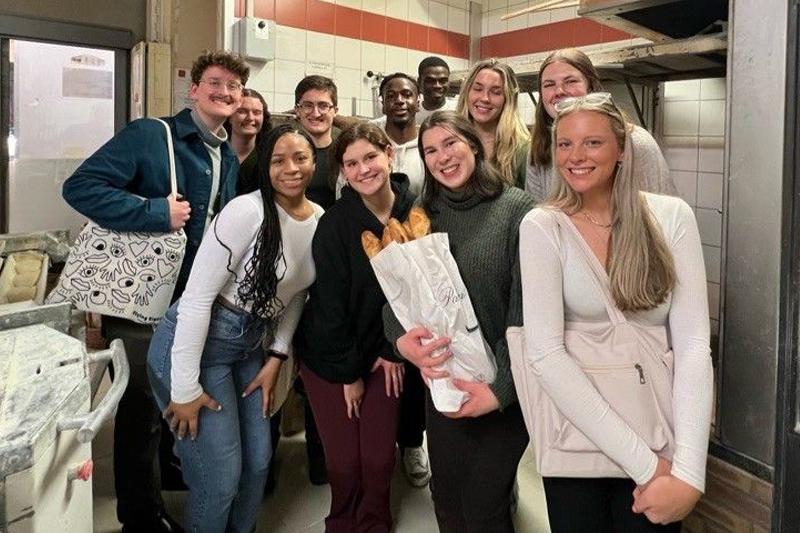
[519,93,712,531]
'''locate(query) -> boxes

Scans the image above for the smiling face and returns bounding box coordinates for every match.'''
[540,61,590,119]
[421,125,476,192]
[269,133,315,202]
[420,65,450,108]
[230,96,264,138]
[555,110,623,197]
[297,88,337,139]
[467,68,505,126]
[382,77,419,128]
[189,66,244,124]
[341,138,394,198]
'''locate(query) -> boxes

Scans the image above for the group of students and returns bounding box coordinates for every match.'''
[61,46,712,533]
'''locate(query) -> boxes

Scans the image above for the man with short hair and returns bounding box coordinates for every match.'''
[336,73,426,199]
[375,73,426,196]
[417,56,456,119]
[294,75,339,209]
[63,50,249,533]
[335,56,454,133]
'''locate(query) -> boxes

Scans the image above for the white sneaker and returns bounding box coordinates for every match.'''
[402,446,431,488]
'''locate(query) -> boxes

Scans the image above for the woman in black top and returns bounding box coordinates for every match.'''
[297,122,414,533]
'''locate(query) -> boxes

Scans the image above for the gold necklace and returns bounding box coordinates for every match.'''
[582,210,613,229]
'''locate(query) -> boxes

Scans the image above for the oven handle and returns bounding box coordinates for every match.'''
[58,339,130,443]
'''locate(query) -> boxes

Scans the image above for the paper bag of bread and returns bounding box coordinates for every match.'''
[360,206,496,413]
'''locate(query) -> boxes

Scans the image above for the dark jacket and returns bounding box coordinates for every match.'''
[62,108,239,298]
[298,174,415,384]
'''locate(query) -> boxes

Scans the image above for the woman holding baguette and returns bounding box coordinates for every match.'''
[296,122,414,533]
[383,110,536,533]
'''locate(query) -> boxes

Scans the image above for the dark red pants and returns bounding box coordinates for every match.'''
[300,363,401,533]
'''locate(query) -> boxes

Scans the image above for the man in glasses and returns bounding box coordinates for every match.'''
[294,75,339,210]
[62,50,249,533]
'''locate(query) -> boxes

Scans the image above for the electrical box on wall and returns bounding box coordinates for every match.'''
[236,18,276,62]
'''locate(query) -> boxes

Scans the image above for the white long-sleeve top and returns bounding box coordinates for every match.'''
[519,192,713,492]
[170,191,324,403]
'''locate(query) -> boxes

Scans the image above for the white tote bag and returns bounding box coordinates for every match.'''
[507,211,675,478]
[46,119,187,325]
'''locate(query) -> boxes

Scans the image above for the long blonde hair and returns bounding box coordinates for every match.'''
[546,95,676,311]
[456,59,530,186]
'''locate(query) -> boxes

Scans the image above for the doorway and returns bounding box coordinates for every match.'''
[0,16,130,236]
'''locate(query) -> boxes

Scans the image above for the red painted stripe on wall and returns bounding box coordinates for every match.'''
[235,0,471,59]
[480,19,632,59]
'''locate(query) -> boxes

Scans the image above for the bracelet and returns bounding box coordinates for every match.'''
[267,350,288,361]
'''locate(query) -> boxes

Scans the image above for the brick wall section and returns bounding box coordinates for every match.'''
[682,456,772,533]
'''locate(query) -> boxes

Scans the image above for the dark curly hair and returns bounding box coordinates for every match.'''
[190,50,250,87]
[215,124,316,320]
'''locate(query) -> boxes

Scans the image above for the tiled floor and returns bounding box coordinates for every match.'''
[91,379,550,533]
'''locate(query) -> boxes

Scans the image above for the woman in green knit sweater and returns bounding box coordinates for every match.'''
[383,111,536,533]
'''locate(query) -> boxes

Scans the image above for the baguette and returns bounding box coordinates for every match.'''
[381,226,393,248]
[387,218,410,243]
[402,220,414,240]
[361,231,383,259]
[408,206,431,238]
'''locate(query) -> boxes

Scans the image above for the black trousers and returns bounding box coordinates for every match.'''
[104,317,163,526]
[294,375,325,462]
[543,477,683,533]
[426,394,529,533]
[397,362,426,449]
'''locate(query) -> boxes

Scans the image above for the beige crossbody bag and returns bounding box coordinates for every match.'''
[508,210,675,477]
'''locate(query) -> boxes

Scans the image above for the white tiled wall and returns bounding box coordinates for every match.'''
[481,0,580,36]
[661,78,727,334]
[241,1,470,118]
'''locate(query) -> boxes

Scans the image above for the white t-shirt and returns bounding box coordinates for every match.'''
[170,191,324,403]
[519,193,712,492]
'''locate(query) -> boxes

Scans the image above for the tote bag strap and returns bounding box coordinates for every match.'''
[152,118,178,196]
[552,210,627,325]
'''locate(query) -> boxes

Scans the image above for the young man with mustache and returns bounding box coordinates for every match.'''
[62,50,249,533]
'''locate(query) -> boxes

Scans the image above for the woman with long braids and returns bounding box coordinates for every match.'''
[146,124,324,533]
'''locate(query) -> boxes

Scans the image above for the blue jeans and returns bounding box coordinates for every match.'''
[147,300,270,533]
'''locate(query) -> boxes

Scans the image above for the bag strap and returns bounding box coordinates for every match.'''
[152,118,178,197]
[552,210,627,325]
